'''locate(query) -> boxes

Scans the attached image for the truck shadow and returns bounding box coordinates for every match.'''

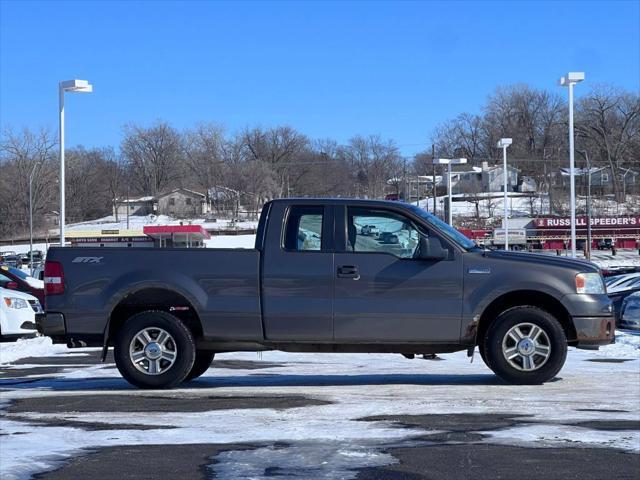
[0,372,505,392]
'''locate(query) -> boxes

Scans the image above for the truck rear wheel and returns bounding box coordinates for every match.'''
[184,351,215,381]
[482,306,567,384]
[114,311,196,389]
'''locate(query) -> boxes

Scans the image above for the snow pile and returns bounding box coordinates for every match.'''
[595,330,640,359]
[0,337,70,364]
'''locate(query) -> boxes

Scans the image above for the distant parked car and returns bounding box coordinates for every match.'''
[619,292,640,330]
[0,254,23,268]
[0,287,41,341]
[21,250,44,266]
[32,266,45,281]
[597,239,613,250]
[606,274,640,327]
[378,232,399,244]
[360,225,379,236]
[601,266,640,277]
[606,273,640,293]
[0,265,45,304]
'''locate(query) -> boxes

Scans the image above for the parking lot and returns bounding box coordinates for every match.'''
[1,335,639,479]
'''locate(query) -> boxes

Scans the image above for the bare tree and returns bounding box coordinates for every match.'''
[576,85,640,202]
[0,128,57,238]
[121,122,184,196]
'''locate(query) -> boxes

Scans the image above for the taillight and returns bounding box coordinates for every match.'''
[44,261,65,296]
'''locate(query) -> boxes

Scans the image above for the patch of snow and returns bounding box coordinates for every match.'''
[0,337,71,364]
[594,330,640,358]
[480,423,640,452]
[210,442,396,480]
[204,234,256,249]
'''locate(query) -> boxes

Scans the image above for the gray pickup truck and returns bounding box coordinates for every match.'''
[39,199,615,388]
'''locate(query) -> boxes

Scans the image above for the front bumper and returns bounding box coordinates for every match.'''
[572,316,616,347]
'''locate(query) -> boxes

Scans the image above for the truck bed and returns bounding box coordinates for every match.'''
[45,247,263,343]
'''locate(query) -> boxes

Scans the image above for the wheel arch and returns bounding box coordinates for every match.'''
[476,290,577,346]
[105,287,204,349]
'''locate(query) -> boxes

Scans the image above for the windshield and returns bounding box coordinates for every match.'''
[406,204,477,250]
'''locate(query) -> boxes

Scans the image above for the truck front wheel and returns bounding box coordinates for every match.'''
[114,311,196,389]
[482,306,568,384]
[184,351,215,381]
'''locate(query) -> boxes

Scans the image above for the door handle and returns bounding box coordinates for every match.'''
[337,265,360,280]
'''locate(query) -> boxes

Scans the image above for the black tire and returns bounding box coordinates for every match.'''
[184,350,215,381]
[114,310,196,389]
[482,306,567,385]
[478,341,488,366]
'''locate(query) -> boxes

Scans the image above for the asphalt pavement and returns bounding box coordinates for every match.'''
[1,348,639,479]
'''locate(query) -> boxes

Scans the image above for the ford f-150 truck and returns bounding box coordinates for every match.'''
[38,199,615,388]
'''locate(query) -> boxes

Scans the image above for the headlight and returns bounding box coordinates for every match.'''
[3,297,29,309]
[575,273,606,294]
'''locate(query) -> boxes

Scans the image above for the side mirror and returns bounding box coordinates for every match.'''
[419,236,448,260]
[6,281,19,290]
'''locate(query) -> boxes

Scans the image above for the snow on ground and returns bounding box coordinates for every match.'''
[204,234,256,249]
[0,337,70,364]
[419,193,640,219]
[63,214,258,233]
[596,329,640,358]
[0,343,639,479]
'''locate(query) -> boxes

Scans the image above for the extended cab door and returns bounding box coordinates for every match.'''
[261,202,335,341]
[333,205,463,342]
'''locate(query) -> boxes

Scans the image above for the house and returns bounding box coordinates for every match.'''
[113,196,156,218]
[156,188,209,218]
[480,162,519,193]
[558,166,639,195]
[451,162,519,194]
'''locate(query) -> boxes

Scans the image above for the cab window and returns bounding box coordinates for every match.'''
[284,206,324,252]
[347,207,421,258]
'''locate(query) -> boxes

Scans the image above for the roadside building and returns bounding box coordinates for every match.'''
[112,196,155,218]
[66,229,154,248]
[558,167,639,196]
[143,225,210,248]
[156,188,209,218]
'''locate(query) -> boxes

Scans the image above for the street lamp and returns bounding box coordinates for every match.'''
[559,71,585,257]
[433,158,467,225]
[59,79,93,247]
[497,138,513,250]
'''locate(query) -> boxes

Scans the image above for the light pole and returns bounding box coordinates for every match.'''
[497,138,513,250]
[59,79,93,247]
[433,158,467,225]
[29,162,42,275]
[559,72,585,257]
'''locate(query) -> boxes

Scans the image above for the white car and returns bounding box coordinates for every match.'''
[0,287,42,341]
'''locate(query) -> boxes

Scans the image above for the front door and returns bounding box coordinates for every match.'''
[333,206,463,343]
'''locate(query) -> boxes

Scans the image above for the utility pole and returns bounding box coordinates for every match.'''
[29,162,42,276]
[431,144,436,216]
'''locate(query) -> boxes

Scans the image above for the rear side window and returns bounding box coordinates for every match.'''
[284,206,324,252]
